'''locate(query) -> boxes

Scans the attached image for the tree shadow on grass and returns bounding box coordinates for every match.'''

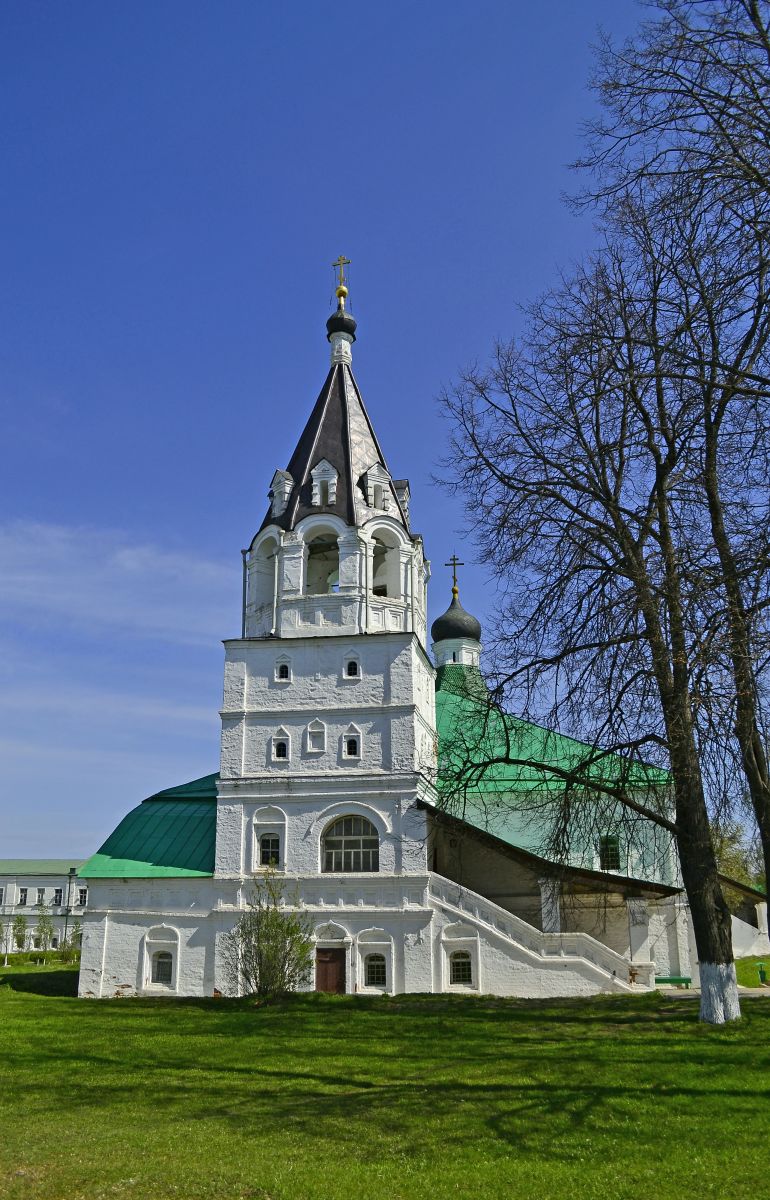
[0,968,79,997]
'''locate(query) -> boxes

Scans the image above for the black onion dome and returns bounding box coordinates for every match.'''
[326,306,357,340]
[431,592,482,643]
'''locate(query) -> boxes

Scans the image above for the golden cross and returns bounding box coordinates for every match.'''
[444,554,464,590]
[332,254,351,289]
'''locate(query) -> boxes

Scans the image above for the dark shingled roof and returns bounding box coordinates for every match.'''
[256,361,410,538]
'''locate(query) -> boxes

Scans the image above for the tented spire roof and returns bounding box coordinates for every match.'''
[258,358,411,536]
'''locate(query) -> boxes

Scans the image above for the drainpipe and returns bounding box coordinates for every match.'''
[63,866,77,945]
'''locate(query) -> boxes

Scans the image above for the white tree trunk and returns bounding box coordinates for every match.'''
[699,962,741,1024]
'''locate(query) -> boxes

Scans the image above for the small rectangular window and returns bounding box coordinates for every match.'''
[450,953,473,985]
[18,887,27,906]
[260,835,280,867]
[365,954,387,987]
[53,888,63,905]
[599,835,621,872]
[0,887,4,905]
[37,888,45,905]
[77,887,88,906]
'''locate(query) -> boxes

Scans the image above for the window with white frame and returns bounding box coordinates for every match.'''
[260,833,280,867]
[77,887,88,906]
[365,953,387,988]
[275,658,292,682]
[322,816,379,873]
[53,888,63,905]
[450,951,473,986]
[343,656,360,679]
[343,725,361,759]
[36,888,45,905]
[272,728,290,762]
[307,719,326,753]
[0,887,4,905]
[152,951,173,985]
[18,888,27,906]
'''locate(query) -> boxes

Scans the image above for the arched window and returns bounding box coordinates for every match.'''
[322,816,379,873]
[450,951,473,986]
[249,536,278,611]
[276,660,291,681]
[343,724,361,759]
[152,951,173,985]
[260,833,280,866]
[306,535,340,595]
[365,953,386,988]
[371,532,401,598]
[307,720,326,753]
[345,658,359,678]
[272,728,290,761]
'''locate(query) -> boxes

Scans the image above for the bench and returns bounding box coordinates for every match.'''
[655,975,692,989]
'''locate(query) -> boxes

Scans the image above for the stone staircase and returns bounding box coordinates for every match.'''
[429,873,655,993]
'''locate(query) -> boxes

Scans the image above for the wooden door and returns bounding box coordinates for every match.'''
[315,947,346,994]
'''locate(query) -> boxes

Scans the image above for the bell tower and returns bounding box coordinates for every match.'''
[242,268,428,645]
[215,268,437,884]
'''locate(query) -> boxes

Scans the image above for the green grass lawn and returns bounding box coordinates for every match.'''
[1,965,769,1200]
[735,954,769,988]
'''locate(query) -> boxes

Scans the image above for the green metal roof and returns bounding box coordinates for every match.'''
[79,670,674,881]
[79,775,218,879]
[0,860,85,876]
[434,664,670,857]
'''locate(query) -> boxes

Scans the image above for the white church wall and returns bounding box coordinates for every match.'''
[220,633,435,781]
[214,785,430,878]
[731,911,770,957]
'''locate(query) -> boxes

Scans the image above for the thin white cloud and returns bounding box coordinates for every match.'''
[0,682,214,725]
[0,520,238,645]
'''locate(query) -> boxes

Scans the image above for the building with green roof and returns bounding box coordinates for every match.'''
[75,287,769,1001]
[0,860,88,953]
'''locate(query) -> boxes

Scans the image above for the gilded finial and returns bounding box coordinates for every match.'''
[444,553,465,597]
[332,254,351,308]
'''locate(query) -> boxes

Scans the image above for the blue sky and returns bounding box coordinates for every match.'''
[1,0,643,856]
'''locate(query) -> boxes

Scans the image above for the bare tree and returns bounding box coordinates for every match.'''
[580,0,770,210]
[440,212,770,1021]
[578,0,770,894]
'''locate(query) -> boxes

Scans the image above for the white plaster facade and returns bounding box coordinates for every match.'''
[76,303,764,1002]
[0,863,87,954]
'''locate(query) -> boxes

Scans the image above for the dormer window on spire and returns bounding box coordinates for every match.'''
[363,464,392,513]
[310,460,338,508]
[269,470,294,519]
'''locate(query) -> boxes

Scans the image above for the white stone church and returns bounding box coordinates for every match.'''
[78,281,768,999]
